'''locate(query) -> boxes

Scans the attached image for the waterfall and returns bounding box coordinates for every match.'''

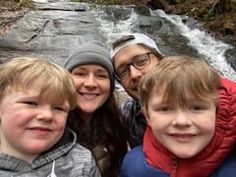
[92,6,236,82]
[91,7,138,46]
[154,10,236,81]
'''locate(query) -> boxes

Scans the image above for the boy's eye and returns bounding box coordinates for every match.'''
[189,104,208,111]
[53,106,68,112]
[22,101,38,106]
[155,106,173,112]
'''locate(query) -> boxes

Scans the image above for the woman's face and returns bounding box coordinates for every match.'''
[71,64,111,117]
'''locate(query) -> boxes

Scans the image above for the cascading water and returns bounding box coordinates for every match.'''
[154,10,236,81]
[91,7,138,45]
[92,6,236,82]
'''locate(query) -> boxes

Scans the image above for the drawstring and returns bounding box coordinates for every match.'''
[47,160,57,177]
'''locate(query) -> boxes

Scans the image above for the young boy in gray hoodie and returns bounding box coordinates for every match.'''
[0,57,101,177]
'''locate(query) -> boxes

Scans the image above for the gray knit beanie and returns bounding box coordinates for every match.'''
[65,40,114,89]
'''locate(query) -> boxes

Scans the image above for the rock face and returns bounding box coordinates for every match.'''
[225,48,236,71]
[0,1,235,82]
[0,1,105,66]
[0,1,198,66]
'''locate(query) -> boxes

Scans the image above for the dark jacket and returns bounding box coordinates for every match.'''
[121,99,146,148]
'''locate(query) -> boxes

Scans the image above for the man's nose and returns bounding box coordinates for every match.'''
[129,65,142,79]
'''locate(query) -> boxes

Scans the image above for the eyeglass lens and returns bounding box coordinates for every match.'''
[116,52,152,80]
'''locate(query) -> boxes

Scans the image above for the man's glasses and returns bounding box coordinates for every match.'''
[115,52,154,81]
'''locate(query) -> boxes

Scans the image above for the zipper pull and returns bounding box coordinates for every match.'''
[47,160,57,177]
[171,157,179,176]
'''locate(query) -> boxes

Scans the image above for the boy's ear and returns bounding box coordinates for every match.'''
[141,107,151,126]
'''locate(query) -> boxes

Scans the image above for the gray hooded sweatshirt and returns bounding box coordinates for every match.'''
[0,128,101,177]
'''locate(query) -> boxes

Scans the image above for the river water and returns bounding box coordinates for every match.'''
[91,5,236,82]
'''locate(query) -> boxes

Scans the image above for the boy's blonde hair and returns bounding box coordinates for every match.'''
[0,57,77,109]
[140,56,221,110]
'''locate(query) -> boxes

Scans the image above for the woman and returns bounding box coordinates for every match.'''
[65,41,128,177]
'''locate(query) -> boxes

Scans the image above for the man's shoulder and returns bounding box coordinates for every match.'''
[121,99,136,111]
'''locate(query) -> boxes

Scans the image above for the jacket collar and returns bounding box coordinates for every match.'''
[143,126,224,177]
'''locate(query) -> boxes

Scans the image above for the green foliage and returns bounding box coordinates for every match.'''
[175,0,186,4]
[15,0,34,8]
[71,0,122,5]
[232,1,236,11]
[202,10,215,21]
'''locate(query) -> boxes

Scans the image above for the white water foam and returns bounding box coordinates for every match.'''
[91,7,138,46]
[153,10,236,81]
[91,7,140,91]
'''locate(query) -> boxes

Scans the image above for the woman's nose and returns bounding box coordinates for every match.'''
[84,74,98,87]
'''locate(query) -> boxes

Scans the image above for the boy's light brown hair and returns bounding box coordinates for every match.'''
[139,56,221,110]
[0,57,77,109]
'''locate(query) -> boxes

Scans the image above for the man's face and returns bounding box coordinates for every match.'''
[113,44,159,99]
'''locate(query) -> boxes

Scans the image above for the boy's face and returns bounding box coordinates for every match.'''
[0,80,70,162]
[144,89,216,158]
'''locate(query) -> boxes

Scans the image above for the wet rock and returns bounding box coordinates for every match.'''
[225,47,236,71]
[0,1,105,66]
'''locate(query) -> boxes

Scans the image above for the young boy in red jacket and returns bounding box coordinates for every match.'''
[120,56,236,177]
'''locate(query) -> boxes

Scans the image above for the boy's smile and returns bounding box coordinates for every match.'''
[0,80,69,162]
[169,133,197,143]
[144,88,216,159]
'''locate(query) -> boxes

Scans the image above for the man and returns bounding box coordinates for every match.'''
[110,33,164,148]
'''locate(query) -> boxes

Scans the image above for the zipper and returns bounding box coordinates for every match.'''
[171,157,178,177]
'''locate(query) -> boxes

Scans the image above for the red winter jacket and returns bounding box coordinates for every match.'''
[144,78,236,177]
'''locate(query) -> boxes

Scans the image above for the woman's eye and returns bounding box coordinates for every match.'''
[73,72,86,77]
[96,73,109,79]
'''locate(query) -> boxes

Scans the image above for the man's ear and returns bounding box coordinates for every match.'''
[141,107,151,126]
